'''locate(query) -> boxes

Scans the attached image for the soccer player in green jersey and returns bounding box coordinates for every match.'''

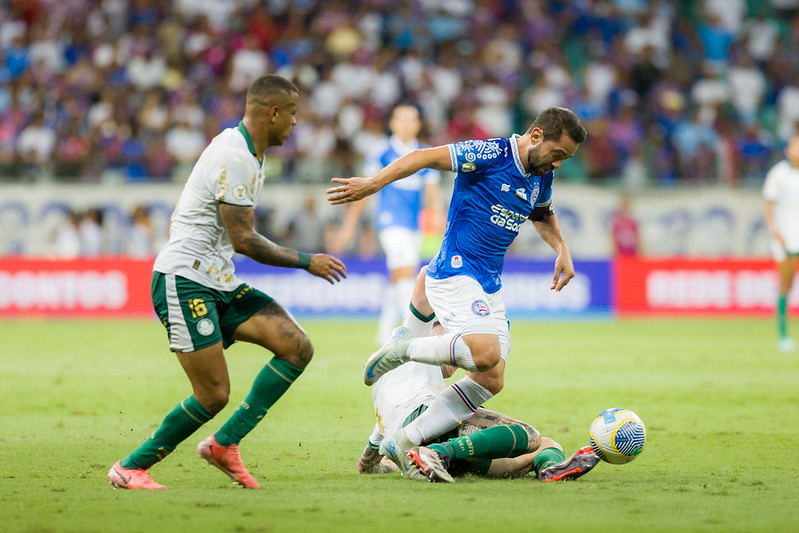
[108,75,347,490]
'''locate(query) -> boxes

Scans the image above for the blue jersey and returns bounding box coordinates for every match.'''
[364,136,441,231]
[426,135,554,294]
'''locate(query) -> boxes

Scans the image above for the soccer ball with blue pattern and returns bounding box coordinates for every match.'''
[589,408,646,464]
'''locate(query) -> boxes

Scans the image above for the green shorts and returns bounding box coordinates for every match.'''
[151,272,273,352]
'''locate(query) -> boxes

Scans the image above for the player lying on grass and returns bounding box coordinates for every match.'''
[357,322,598,483]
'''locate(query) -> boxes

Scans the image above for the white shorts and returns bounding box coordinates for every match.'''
[379,226,422,271]
[425,275,511,360]
[771,240,799,262]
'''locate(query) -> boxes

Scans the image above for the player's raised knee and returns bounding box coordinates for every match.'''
[288,334,314,368]
[470,342,502,372]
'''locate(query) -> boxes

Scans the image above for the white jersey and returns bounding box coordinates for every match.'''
[763,160,799,252]
[371,362,446,442]
[154,123,266,291]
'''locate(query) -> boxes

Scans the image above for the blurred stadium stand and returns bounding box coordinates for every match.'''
[0,0,796,259]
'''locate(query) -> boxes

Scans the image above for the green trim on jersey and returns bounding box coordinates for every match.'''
[237,121,260,163]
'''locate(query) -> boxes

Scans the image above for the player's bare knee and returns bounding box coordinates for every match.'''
[539,436,562,452]
[472,351,501,372]
[465,337,501,371]
[278,333,314,368]
[196,386,230,415]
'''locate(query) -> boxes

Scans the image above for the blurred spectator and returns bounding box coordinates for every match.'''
[0,0,797,186]
[611,193,640,256]
[51,209,81,258]
[735,121,774,185]
[776,72,799,143]
[228,34,269,93]
[283,196,326,252]
[673,108,719,182]
[728,53,767,123]
[80,208,104,256]
[127,205,154,257]
[53,118,91,180]
[164,118,206,180]
[16,111,55,180]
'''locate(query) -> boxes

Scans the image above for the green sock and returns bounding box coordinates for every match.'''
[428,424,529,460]
[121,395,213,470]
[778,294,788,338]
[214,358,303,446]
[533,447,566,475]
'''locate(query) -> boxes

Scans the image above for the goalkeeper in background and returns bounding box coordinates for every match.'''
[763,133,799,354]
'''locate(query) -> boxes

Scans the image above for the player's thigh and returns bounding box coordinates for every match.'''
[232,299,313,367]
[379,226,422,272]
[151,272,225,353]
[777,254,799,291]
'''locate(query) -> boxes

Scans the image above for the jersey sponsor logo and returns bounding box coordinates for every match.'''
[451,255,463,268]
[490,204,527,233]
[197,318,215,336]
[471,299,490,316]
[530,186,540,205]
[233,184,247,201]
[515,188,527,201]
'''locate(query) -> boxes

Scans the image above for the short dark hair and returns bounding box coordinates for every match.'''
[246,75,298,107]
[526,107,587,144]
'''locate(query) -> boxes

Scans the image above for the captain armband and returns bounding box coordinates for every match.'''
[529,203,555,222]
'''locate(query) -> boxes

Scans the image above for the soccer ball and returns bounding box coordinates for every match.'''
[589,407,646,464]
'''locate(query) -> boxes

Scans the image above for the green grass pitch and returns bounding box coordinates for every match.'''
[1,317,797,532]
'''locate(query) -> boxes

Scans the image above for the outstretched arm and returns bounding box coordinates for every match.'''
[327,146,451,205]
[220,203,347,284]
[530,210,574,292]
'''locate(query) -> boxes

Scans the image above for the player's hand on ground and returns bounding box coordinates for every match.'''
[327,177,378,204]
[551,251,575,292]
[308,254,347,284]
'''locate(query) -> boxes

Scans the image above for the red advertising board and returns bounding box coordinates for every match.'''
[614,256,797,315]
[0,258,155,317]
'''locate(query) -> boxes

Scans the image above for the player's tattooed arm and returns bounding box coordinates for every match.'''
[220,203,346,283]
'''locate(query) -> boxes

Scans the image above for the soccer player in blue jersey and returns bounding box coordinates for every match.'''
[328,106,586,477]
[333,104,444,344]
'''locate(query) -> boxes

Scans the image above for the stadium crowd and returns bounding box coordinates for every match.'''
[0,0,797,189]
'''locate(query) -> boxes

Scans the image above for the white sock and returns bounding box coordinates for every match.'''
[394,278,414,316]
[401,376,494,445]
[406,332,477,371]
[376,283,397,344]
[403,303,435,337]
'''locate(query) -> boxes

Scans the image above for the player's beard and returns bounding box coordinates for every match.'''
[526,144,553,176]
